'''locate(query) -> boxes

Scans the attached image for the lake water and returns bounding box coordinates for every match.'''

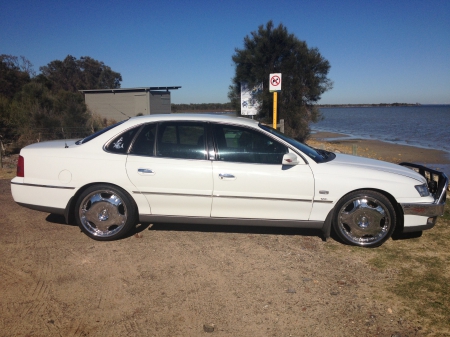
[312,105,450,176]
[313,105,450,152]
[205,106,450,175]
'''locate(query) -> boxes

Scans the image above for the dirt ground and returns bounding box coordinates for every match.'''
[1,177,426,337]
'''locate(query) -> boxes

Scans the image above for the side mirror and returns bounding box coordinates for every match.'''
[282,153,299,165]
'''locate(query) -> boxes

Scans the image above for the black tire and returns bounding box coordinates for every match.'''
[75,184,137,241]
[333,190,396,248]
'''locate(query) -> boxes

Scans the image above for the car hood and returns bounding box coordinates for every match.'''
[328,153,426,183]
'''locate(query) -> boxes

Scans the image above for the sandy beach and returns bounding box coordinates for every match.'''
[307,132,450,176]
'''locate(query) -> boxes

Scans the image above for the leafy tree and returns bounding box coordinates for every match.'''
[39,55,122,92]
[229,21,332,141]
[0,54,122,150]
[0,54,34,99]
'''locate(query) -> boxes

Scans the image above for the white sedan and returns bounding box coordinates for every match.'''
[11,114,448,247]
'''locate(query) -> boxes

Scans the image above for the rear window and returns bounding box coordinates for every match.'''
[76,120,127,145]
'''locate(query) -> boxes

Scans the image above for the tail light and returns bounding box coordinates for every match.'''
[17,155,24,177]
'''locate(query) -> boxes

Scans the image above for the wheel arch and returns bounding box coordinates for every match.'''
[332,187,405,246]
[64,182,139,225]
[336,187,403,218]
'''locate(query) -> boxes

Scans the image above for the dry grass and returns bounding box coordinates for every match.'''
[4,140,449,334]
[330,203,450,336]
[310,137,450,336]
[0,155,17,179]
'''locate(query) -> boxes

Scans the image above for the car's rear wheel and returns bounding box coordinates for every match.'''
[333,190,396,247]
[75,184,137,241]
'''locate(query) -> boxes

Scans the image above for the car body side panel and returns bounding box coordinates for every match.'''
[211,160,314,220]
[12,143,151,215]
[126,155,213,217]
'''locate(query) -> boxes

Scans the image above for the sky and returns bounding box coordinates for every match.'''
[1,0,449,104]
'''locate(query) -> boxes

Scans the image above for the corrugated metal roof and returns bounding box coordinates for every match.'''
[79,87,181,94]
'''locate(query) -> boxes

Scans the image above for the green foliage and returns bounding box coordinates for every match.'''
[171,102,234,112]
[229,21,332,141]
[0,54,122,151]
[39,55,122,92]
[0,55,33,99]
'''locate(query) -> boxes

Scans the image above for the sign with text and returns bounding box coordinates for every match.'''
[269,73,282,92]
[240,82,263,115]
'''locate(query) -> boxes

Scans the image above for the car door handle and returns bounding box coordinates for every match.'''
[138,168,155,175]
[219,173,235,180]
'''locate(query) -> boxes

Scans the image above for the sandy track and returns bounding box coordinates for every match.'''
[0,179,423,336]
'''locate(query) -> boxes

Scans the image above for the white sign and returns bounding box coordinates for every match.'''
[269,73,282,92]
[240,82,263,115]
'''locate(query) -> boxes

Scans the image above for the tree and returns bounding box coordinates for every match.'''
[39,55,122,92]
[229,21,332,141]
[0,54,122,150]
[0,54,34,99]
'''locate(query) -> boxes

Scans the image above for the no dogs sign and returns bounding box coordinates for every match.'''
[269,73,282,92]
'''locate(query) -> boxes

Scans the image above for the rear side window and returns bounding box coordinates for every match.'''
[129,123,157,156]
[105,125,141,154]
[157,122,206,160]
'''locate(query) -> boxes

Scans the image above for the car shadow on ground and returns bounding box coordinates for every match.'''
[134,222,324,240]
[44,213,423,244]
[44,214,322,240]
[45,213,74,226]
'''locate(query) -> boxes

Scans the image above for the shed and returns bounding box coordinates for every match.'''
[80,87,181,121]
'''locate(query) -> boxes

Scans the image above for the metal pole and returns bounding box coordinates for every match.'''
[273,92,277,129]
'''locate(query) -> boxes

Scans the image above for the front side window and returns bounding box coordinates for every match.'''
[156,122,206,160]
[259,124,335,163]
[213,124,288,164]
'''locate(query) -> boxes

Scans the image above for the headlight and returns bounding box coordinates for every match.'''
[415,183,430,197]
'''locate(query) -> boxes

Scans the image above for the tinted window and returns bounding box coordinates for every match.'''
[259,124,334,163]
[213,124,288,164]
[130,123,156,156]
[105,125,141,154]
[76,120,126,145]
[156,122,206,160]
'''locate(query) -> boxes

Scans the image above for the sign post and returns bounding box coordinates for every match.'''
[269,73,282,129]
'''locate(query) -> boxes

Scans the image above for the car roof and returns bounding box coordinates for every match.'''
[125,113,260,128]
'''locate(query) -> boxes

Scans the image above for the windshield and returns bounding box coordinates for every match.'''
[76,120,127,145]
[259,124,334,163]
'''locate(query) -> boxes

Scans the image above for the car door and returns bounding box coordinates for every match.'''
[126,121,213,217]
[210,123,314,220]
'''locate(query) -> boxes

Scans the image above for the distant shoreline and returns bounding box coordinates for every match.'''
[317,103,421,108]
[172,103,424,113]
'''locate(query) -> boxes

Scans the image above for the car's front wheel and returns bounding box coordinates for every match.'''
[75,184,137,241]
[333,190,396,247]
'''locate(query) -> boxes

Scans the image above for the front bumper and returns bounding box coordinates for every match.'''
[399,162,448,219]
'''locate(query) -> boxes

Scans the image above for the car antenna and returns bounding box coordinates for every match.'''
[108,104,131,119]
[61,127,69,148]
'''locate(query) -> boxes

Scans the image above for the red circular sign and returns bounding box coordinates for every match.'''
[271,75,281,86]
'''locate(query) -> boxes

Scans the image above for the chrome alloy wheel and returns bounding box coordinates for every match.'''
[79,189,128,238]
[336,195,392,246]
